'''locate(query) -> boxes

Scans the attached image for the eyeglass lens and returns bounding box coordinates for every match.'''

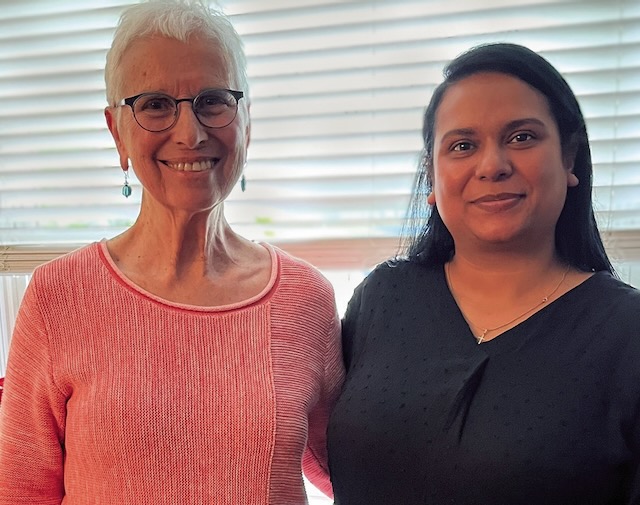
[132,89,239,131]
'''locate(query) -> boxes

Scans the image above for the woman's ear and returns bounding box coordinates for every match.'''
[427,192,436,206]
[105,107,129,170]
[567,172,579,187]
[245,101,251,149]
[562,138,579,184]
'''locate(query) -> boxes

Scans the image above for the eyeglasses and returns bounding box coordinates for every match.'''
[119,88,244,132]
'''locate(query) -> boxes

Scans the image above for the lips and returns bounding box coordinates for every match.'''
[162,159,219,172]
[471,192,524,204]
[470,192,525,212]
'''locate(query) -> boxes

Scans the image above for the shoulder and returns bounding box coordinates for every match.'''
[270,244,333,288]
[31,242,101,280]
[265,246,340,340]
[598,273,640,333]
[355,257,439,298]
[266,244,337,306]
[343,258,441,325]
[583,274,640,411]
[568,272,640,362]
[30,242,103,298]
[582,271,640,312]
[32,242,101,278]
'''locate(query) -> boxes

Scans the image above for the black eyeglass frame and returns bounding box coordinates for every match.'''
[119,88,244,132]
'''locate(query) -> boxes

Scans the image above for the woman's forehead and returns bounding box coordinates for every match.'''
[434,72,554,132]
[117,34,232,95]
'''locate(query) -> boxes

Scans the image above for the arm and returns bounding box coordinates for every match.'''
[611,293,640,504]
[622,346,640,505]
[338,278,365,373]
[0,278,66,504]
[303,308,345,498]
[622,370,640,504]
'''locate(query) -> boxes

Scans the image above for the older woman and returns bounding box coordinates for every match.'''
[328,43,640,504]
[0,1,343,503]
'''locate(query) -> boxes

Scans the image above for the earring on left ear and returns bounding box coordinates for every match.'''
[240,173,246,192]
[122,169,132,198]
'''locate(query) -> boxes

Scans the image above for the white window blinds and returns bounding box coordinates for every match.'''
[1,0,639,271]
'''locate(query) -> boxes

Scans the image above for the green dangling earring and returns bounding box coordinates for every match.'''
[240,173,246,192]
[122,169,132,198]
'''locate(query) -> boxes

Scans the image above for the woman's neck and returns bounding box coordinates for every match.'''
[447,248,563,297]
[104,209,271,306]
[107,204,244,277]
[445,246,594,343]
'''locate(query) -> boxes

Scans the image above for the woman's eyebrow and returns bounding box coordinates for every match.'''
[438,127,475,144]
[502,117,547,132]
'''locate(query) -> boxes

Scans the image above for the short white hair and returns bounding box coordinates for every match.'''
[104,0,248,106]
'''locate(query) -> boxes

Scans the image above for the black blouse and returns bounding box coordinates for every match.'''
[328,261,640,505]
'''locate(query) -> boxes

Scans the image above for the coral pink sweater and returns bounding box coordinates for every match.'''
[0,242,344,504]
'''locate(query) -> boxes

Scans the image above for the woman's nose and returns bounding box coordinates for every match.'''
[171,102,208,148]
[475,143,512,180]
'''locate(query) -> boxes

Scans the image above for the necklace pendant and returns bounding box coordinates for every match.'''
[477,328,488,344]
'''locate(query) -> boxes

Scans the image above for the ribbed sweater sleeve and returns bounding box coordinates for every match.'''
[267,251,345,501]
[302,309,343,497]
[0,275,66,504]
[0,242,345,505]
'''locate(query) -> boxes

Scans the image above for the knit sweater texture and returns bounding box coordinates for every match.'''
[0,241,344,505]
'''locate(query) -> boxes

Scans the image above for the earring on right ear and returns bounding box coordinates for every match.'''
[240,173,246,192]
[122,169,132,198]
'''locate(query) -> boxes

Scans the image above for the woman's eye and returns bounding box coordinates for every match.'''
[451,141,473,152]
[202,97,226,106]
[140,97,173,111]
[510,132,534,143]
[147,101,164,110]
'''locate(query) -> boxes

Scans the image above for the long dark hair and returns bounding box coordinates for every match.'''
[402,42,614,274]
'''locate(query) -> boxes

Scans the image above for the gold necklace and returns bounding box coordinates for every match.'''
[445,262,570,344]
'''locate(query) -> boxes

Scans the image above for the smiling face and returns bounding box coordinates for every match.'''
[427,72,578,254]
[105,34,250,214]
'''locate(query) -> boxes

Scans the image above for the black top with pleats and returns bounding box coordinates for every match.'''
[327,260,640,505]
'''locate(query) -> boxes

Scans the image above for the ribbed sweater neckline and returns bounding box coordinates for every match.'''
[97,239,278,312]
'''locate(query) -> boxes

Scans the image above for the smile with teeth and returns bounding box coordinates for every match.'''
[163,159,216,172]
